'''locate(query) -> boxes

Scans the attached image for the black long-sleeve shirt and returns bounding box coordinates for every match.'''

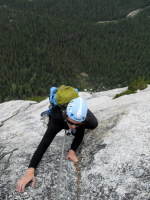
[29,106,98,169]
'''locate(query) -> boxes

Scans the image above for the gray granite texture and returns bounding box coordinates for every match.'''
[0,87,150,200]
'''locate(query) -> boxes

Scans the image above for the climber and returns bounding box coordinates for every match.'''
[16,96,98,193]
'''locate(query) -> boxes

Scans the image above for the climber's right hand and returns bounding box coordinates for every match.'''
[16,168,36,193]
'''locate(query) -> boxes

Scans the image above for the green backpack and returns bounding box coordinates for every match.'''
[50,85,79,106]
[41,85,79,117]
[55,85,79,106]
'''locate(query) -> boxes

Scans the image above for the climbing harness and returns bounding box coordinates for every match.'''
[66,128,76,136]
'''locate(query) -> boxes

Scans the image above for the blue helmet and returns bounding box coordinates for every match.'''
[66,97,88,122]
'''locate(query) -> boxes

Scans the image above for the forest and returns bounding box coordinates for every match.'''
[0,0,150,102]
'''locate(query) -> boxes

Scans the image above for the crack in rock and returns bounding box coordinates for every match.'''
[78,110,125,170]
[0,103,36,127]
[74,162,81,200]
[0,148,18,178]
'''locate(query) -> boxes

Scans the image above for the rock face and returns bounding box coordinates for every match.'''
[0,87,150,200]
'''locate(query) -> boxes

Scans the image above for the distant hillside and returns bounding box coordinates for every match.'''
[0,0,150,102]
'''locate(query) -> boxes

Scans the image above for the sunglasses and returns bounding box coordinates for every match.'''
[66,119,81,127]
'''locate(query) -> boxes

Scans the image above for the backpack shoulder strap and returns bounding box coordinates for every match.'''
[49,87,58,105]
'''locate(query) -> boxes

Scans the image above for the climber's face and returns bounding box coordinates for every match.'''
[66,117,81,129]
